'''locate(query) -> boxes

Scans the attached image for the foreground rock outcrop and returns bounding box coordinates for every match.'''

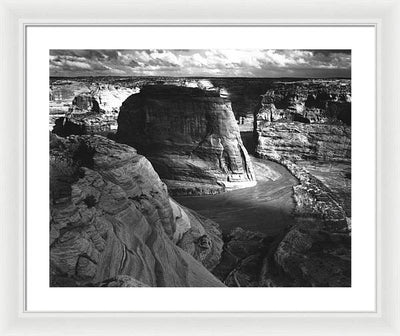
[212,228,275,287]
[116,85,256,195]
[268,159,351,287]
[50,134,224,287]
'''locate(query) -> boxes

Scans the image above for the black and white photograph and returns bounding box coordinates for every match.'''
[49,49,351,288]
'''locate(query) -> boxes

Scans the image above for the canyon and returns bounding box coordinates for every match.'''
[49,77,351,287]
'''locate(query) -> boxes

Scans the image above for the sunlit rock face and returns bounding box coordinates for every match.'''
[253,79,352,287]
[49,79,139,133]
[256,122,351,163]
[50,81,91,107]
[256,79,351,125]
[255,79,351,165]
[50,134,224,287]
[50,81,138,115]
[116,85,256,195]
[90,84,139,114]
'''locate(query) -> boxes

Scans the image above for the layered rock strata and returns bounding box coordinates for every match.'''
[50,134,224,287]
[256,122,351,163]
[251,82,352,286]
[255,98,351,287]
[49,80,138,133]
[116,85,256,195]
[52,116,118,137]
[256,79,351,125]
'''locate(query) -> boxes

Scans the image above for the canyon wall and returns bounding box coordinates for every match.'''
[116,85,256,195]
[252,80,352,286]
[256,79,351,125]
[50,134,224,287]
[266,158,351,287]
[50,80,138,114]
[52,115,118,137]
[256,122,351,163]
[255,79,351,165]
[50,80,138,133]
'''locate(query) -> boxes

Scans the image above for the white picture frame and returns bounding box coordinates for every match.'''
[0,0,398,334]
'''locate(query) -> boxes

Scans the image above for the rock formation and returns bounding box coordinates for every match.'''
[252,81,352,287]
[256,122,351,163]
[52,115,117,137]
[256,79,351,125]
[266,159,351,287]
[212,228,274,287]
[50,80,138,115]
[49,79,138,133]
[94,275,149,287]
[209,161,351,287]
[50,134,224,287]
[116,85,256,195]
[72,93,100,113]
[48,77,352,287]
[90,84,139,114]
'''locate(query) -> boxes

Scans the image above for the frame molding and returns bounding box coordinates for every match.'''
[0,0,397,334]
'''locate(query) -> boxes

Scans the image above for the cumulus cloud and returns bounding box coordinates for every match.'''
[50,49,351,77]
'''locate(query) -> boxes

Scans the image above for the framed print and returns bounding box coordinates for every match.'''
[0,0,399,335]
[26,25,376,313]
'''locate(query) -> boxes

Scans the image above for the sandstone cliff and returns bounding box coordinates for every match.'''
[256,79,351,125]
[50,134,224,287]
[116,85,256,195]
[52,115,117,137]
[252,82,351,286]
[256,122,351,163]
[71,85,138,114]
[267,159,351,287]
[50,80,138,134]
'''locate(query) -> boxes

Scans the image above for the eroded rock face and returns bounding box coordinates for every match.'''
[91,84,139,114]
[50,134,224,287]
[252,80,351,287]
[256,79,351,125]
[49,80,138,134]
[267,159,351,287]
[94,275,149,287]
[212,228,273,287]
[117,85,256,195]
[177,206,223,271]
[72,93,100,113]
[256,122,351,163]
[52,115,118,137]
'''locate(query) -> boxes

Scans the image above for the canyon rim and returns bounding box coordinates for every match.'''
[49,49,351,287]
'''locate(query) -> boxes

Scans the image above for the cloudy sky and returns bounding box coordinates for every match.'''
[50,49,351,78]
